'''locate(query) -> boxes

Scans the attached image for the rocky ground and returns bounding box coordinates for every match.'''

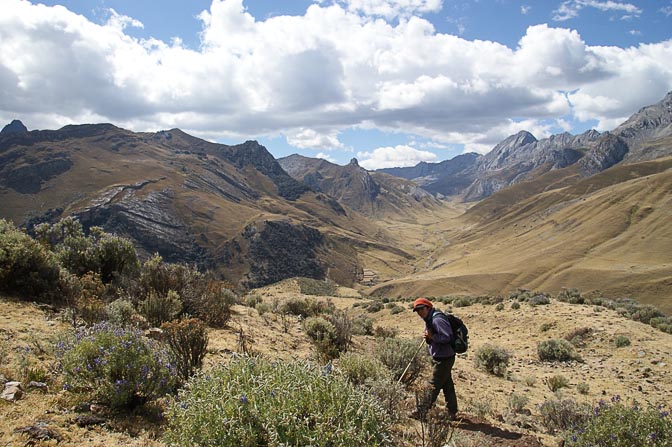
[1,282,671,446]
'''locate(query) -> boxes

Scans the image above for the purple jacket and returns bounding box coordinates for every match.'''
[423,309,455,359]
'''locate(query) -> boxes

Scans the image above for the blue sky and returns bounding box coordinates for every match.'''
[1,0,671,168]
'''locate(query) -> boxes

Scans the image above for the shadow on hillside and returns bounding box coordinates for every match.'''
[453,415,545,447]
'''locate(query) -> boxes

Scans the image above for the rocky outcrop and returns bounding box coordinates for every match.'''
[74,186,210,266]
[228,219,327,289]
[1,119,28,134]
[577,133,629,175]
[1,155,73,194]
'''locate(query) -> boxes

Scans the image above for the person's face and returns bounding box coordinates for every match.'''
[415,306,430,318]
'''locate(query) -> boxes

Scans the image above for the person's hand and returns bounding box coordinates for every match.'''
[424,329,433,343]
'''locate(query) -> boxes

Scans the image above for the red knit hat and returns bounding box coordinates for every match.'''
[412,297,433,311]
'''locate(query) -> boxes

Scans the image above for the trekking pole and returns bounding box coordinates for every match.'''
[397,338,426,384]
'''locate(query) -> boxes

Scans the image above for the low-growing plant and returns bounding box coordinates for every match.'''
[351,315,374,336]
[564,327,594,347]
[0,219,62,303]
[337,352,390,386]
[161,318,209,384]
[244,294,263,308]
[303,316,340,360]
[197,284,236,327]
[538,339,582,362]
[281,297,335,318]
[105,298,139,326]
[376,337,427,385]
[164,357,393,446]
[255,301,272,316]
[576,382,590,395]
[511,302,521,310]
[139,290,182,327]
[557,288,584,304]
[374,326,398,339]
[296,277,338,296]
[563,397,672,446]
[389,304,404,314]
[614,334,631,347]
[474,344,511,377]
[540,322,555,332]
[545,374,570,392]
[466,397,495,419]
[325,310,353,355]
[58,322,176,409]
[495,303,504,311]
[507,392,529,414]
[524,376,537,387]
[529,294,551,306]
[366,301,384,313]
[538,398,590,434]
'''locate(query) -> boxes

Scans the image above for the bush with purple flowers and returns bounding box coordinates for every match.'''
[164,357,392,446]
[563,397,672,446]
[59,322,177,409]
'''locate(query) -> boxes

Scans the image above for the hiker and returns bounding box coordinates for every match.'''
[413,297,458,420]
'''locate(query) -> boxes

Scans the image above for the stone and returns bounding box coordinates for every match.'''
[1,381,24,401]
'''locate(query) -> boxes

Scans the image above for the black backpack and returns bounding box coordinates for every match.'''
[433,311,469,354]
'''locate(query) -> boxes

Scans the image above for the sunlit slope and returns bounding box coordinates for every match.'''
[368,157,672,313]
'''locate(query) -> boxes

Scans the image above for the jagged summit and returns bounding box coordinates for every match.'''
[1,120,28,134]
[348,158,359,167]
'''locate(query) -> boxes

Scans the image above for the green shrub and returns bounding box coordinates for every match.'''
[303,316,340,360]
[255,301,272,316]
[564,327,594,347]
[196,284,236,328]
[540,322,555,332]
[577,382,590,395]
[511,302,521,310]
[296,277,337,296]
[563,397,672,446]
[507,392,529,413]
[139,290,182,327]
[0,219,62,302]
[538,398,590,434]
[161,318,208,384]
[366,301,384,313]
[474,344,511,377]
[545,374,570,392]
[281,297,334,318]
[614,335,631,348]
[337,352,390,386]
[59,322,176,409]
[538,339,582,362]
[325,310,353,355]
[105,298,139,326]
[557,288,584,304]
[495,303,504,311]
[389,304,404,314]
[529,294,551,306]
[374,326,398,339]
[351,315,374,336]
[164,357,393,446]
[376,338,426,385]
[244,294,263,308]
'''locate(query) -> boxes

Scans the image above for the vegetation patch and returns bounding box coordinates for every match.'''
[164,357,393,446]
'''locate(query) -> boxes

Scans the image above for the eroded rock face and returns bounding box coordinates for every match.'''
[230,219,327,289]
[2,157,73,194]
[74,187,210,266]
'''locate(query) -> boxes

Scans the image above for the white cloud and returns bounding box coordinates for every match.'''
[285,128,345,150]
[553,0,642,22]
[521,5,531,15]
[316,152,339,163]
[328,0,443,20]
[629,29,641,36]
[660,6,672,17]
[0,0,671,160]
[357,145,437,169]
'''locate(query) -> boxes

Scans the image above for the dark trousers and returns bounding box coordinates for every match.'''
[430,356,457,413]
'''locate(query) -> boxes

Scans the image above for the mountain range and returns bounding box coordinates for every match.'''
[1,92,671,312]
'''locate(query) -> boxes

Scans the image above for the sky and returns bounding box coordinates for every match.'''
[1,1,671,169]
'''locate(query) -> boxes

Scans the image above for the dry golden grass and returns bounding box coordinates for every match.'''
[2,286,671,447]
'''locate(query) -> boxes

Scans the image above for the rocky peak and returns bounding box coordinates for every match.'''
[1,120,28,135]
[348,158,359,167]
